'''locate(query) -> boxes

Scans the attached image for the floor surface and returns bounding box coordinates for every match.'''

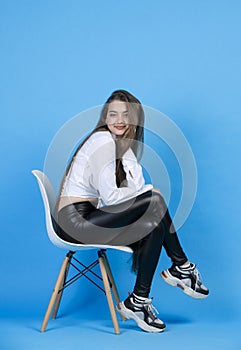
[1,312,240,350]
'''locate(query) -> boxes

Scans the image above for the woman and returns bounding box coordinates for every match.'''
[54,89,209,333]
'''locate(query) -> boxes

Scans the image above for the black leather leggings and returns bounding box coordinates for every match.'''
[54,190,187,297]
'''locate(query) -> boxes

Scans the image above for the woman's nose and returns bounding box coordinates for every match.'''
[116,114,124,123]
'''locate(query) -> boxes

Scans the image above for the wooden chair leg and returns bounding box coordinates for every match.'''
[98,253,120,335]
[40,252,73,332]
[52,253,73,319]
[101,251,126,321]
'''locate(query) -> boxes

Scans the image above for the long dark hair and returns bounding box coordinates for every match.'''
[98,90,145,186]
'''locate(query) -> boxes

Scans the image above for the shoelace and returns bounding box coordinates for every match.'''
[144,299,159,320]
[190,266,203,290]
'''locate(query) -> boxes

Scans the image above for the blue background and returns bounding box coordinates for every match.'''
[1,1,241,349]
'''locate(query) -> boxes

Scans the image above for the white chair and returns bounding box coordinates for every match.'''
[32,170,132,334]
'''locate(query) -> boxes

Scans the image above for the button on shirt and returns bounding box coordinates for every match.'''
[61,131,153,207]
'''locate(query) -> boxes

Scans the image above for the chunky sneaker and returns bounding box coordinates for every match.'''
[116,293,166,333]
[161,263,209,299]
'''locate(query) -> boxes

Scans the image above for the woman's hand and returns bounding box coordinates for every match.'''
[152,188,162,195]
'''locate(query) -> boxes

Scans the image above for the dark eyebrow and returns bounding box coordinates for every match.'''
[108,110,128,113]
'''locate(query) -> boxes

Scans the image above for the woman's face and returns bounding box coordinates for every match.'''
[106,100,130,137]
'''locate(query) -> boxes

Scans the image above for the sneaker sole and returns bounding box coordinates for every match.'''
[116,302,166,333]
[161,270,208,299]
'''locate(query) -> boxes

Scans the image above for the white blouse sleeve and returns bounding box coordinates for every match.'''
[122,148,146,190]
[88,133,144,206]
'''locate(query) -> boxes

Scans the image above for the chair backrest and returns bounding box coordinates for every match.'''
[32,170,57,215]
[32,170,72,249]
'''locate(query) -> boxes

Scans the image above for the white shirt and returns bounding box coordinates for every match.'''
[61,131,153,207]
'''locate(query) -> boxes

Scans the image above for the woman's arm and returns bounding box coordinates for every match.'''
[122,148,146,189]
